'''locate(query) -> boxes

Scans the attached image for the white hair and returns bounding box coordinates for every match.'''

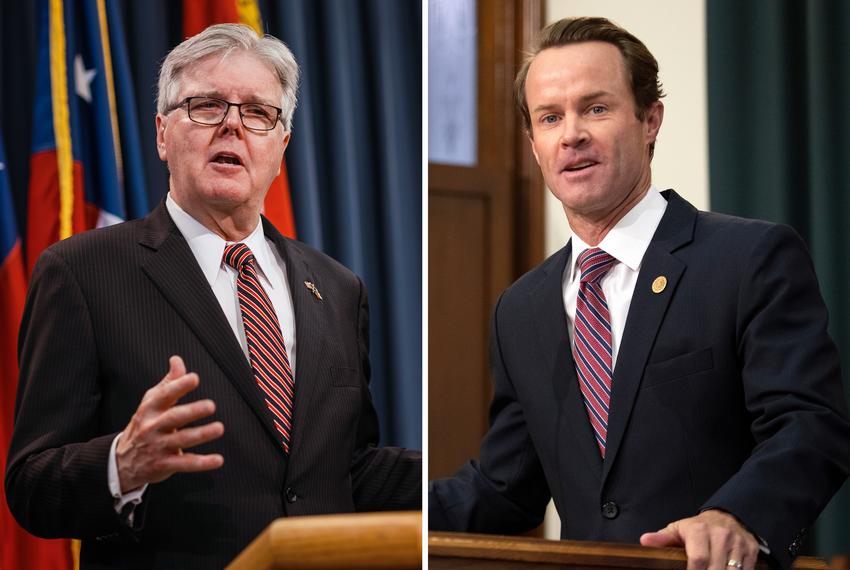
[157,23,299,131]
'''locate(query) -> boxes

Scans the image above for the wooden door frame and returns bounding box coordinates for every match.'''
[428,0,544,480]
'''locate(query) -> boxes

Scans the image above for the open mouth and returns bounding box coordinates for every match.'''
[212,153,243,166]
[563,161,596,172]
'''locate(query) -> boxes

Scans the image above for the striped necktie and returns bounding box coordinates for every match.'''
[572,247,617,457]
[223,243,295,453]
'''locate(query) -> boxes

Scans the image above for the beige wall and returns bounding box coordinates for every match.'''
[540,0,708,539]
[542,0,709,257]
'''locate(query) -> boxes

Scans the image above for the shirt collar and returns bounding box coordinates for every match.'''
[568,185,668,282]
[165,193,280,289]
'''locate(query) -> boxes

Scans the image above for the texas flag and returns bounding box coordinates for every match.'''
[1,137,75,569]
[183,0,298,239]
[27,0,148,274]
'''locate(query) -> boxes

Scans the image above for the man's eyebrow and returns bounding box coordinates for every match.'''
[531,103,562,115]
[194,91,279,106]
[577,90,615,104]
[531,90,616,115]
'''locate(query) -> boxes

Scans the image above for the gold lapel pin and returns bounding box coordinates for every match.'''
[304,281,323,301]
[651,276,667,294]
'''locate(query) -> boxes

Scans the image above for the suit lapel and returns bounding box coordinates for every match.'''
[601,190,696,484]
[262,219,328,459]
[137,204,288,454]
[532,242,604,478]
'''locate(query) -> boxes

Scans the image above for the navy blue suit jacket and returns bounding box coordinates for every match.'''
[430,190,850,569]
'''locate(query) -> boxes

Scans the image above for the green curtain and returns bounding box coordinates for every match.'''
[708,0,850,559]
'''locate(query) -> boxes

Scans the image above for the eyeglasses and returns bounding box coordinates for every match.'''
[171,96,283,131]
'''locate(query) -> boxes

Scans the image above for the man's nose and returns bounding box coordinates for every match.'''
[559,116,589,148]
[220,103,244,133]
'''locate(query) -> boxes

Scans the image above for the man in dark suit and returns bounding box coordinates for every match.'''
[6,24,420,569]
[429,17,850,570]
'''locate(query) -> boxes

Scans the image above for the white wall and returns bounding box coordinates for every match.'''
[540,0,708,540]
[542,0,708,257]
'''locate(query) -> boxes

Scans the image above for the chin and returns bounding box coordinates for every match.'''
[205,182,255,200]
[551,184,605,210]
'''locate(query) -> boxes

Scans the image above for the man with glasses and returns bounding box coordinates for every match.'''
[5,24,420,569]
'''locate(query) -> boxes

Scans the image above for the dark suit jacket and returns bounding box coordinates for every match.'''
[5,203,421,569]
[430,190,850,569]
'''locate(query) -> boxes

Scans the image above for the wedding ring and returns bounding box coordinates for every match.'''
[726,560,743,569]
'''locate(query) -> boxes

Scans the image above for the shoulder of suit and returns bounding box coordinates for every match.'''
[277,236,362,285]
[692,208,802,249]
[498,244,568,305]
[28,219,143,286]
[42,218,142,260]
[498,206,801,304]
[261,215,362,285]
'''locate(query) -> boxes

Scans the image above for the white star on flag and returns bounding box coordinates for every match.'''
[74,54,96,103]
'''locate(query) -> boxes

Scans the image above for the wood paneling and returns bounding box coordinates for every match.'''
[428,0,544,480]
[428,192,490,478]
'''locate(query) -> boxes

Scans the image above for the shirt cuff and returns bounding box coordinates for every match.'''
[108,432,147,523]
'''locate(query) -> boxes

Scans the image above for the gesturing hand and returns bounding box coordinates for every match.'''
[116,355,225,493]
[640,509,760,570]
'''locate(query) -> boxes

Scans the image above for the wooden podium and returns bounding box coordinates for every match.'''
[429,532,828,569]
[226,511,422,569]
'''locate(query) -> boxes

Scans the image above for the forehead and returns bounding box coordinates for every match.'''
[526,41,631,103]
[178,50,282,102]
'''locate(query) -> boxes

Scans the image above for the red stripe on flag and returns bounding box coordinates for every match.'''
[263,164,297,239]
[26,151,60,274]
[183,0,239,38]
[0,242,74,570]
[26,152,88,275]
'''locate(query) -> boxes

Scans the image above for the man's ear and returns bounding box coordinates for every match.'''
[644,100,664,146]
[276,132,291,176]
[156,114,168,162]
[527,131,541,165]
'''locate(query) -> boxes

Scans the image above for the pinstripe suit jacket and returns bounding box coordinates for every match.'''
[5,202,421,569]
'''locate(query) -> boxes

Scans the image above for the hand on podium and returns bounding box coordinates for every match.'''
[640,509,759,570]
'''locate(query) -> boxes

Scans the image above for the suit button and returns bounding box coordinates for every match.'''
[601,500,619,519]
[787,528,806,558]
[285,487,298,503]
[787,543,798,558]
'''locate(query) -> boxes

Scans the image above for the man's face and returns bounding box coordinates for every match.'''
[525,41,663,221]
[156,51,290,221]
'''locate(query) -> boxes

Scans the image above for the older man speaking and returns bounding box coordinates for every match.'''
[6,24,420,569]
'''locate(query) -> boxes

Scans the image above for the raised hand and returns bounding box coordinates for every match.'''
[116,355,225,492]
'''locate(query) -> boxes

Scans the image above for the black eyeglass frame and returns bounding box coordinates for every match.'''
[169,96,284,131]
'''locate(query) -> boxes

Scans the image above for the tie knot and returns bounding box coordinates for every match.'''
[576,247,616,284]
[223,243,255,272]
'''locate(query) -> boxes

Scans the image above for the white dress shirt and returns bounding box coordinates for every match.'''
[563,186,667,367]
[165,194,297,369]
[109,193,297,515]
[562,187,773,553]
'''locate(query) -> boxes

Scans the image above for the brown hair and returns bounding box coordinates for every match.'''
[515,17,665,144]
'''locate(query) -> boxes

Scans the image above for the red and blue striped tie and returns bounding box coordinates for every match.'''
[572,247,617,458]
[224,243,295,453]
